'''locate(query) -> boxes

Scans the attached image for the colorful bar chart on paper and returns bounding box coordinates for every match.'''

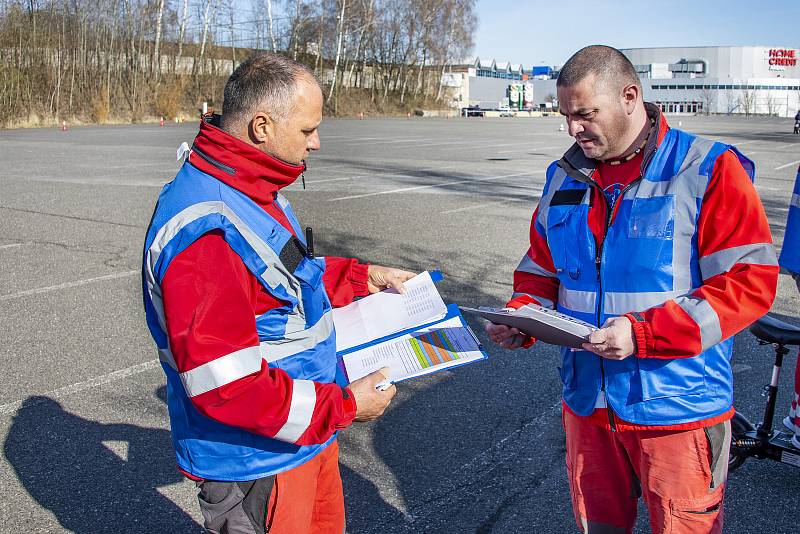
[340,316,486,383]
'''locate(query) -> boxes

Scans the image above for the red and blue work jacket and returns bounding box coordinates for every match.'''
[519,124,777,425]
[143,162,338,481]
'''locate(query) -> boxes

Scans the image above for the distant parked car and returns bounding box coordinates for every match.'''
[498,106,514,117]
[462,105,485,118]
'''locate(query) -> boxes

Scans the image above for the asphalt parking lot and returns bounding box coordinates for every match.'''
[1,114,799,533]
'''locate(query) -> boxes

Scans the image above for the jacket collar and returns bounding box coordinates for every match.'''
[189,115,305,206]
[558,102,668,184]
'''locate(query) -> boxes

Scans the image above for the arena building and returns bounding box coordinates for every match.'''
[448,46,800,118]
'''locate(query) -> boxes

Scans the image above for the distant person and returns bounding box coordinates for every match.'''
[780,165,800,448]
[485,45,778,533]
[794,110,800,134]
[142,52,414,534]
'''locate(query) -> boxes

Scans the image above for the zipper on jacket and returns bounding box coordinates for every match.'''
[586,175,643,432]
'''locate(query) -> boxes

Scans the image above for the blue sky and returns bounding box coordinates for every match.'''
[474,0,800,67]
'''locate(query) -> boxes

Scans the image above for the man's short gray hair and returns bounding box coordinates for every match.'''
[557,45,641,93]
[220,52,319,131]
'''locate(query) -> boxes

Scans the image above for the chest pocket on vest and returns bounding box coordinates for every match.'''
[292,257,336,380]
[293,257,327,320]
[547,205,584,280]
[628,196,675,239]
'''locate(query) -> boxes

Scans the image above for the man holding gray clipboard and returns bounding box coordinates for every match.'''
[485,45,778,533]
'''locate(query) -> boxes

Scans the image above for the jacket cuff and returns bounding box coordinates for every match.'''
[625,313,651,358]
[336,387,358,428]
[505,295,537,348]
[505,294,536,310]
[349,262,371,297]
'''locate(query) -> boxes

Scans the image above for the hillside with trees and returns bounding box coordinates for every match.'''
[0,0,477,127]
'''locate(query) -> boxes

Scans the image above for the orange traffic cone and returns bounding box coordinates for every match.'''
[61,120,67,132]
[406,112,411,119]
[160,116,165,127]
[559,123,565,132]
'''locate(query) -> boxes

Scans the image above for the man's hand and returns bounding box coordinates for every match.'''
[582,316,635,360]
[485,322,526,349]
[367,265,416,294]
[348,367,396,422]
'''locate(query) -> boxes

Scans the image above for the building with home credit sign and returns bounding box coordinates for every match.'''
[520,46,800,117]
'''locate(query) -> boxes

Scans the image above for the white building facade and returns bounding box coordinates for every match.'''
[526,46,800,117]
[627,46,800,117]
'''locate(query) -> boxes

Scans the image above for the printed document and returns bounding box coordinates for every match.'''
[333,271,448,353]
[340,315,484,383]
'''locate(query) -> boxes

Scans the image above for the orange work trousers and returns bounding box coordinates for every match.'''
[563,408,730,534]
[267,439,345,534]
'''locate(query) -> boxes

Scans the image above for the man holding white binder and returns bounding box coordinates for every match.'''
[487,45,778,533]
[142,52,413,533]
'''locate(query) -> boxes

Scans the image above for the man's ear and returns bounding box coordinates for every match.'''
[249,111,275,145]
[621,83,639,115]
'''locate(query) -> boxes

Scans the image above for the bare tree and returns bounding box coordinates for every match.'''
[265,0,277,52]
[0,0,478,126]
[738,87,755,116]
[326,0,346,105]
[152,0,165,76]
[764,91,779,116]
[699,87,715,115]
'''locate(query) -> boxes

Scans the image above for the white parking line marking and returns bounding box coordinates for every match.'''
[304,176,356,184]
[329,170,542,201]
[27,177,167,188]
[0,270,138,301]
[300,162,489,189]
[0,359,161,416]
[441,195,539,214]
[497,145,561,154]
[0,243,25,250]
[775,159,800,171]
[730,140,759,148]
[352,137,435,146]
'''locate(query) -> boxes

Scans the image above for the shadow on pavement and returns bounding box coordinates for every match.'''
[4,390,200,533]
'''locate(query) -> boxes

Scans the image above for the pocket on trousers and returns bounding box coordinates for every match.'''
[196,480,247,532]
[668,485,724,526]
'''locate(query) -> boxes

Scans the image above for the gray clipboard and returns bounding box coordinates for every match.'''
[462,305,596,349]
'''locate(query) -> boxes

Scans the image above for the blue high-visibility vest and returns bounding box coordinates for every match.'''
[534,128,773,425]
[142,162,337,481]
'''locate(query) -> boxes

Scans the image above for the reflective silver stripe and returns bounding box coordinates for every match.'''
[144,201,306,350]
[536,166,569,230]
[558,286,596,314]
[180,345,263,397]
[699,243,778,280]
[674,294,722,351]
[636,137,718,293]
[512,292,555,309]
[146,201,298,295]
[254,309,307,337]
[516,253,556,278]
[276,193,290,210]
[273,379,317,443]
[676,138,715,292]
[259,310,334,363]
[678,137,716,178]
[791,193,800,209]
[283,311,309,336]
[158,348,178,371]
[604,289,689,316]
